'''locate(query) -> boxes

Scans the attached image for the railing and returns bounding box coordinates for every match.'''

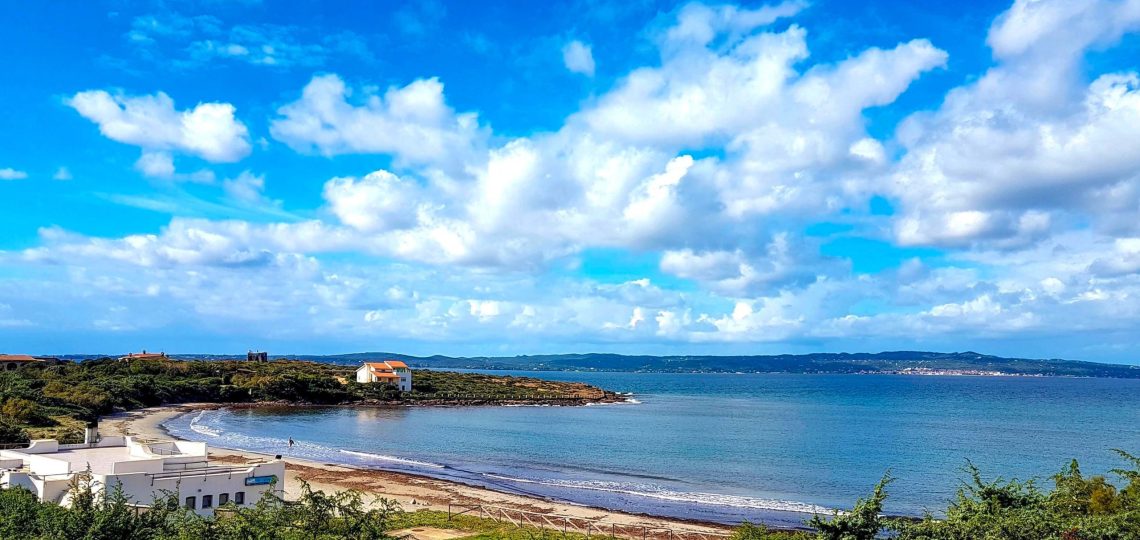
[446,503,732,540]
[148,466,255,484]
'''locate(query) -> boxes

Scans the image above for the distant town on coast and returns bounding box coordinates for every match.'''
[21,349,1140,379]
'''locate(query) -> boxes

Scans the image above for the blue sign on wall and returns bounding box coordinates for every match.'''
[245,475,277,486]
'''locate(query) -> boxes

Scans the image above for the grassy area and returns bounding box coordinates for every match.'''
[392,510,597,540]
[24,415,87,444]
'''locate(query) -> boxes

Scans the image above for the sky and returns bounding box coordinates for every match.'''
[2,0,1140,362]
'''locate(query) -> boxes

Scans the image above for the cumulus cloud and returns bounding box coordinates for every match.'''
[0,168,28,180]
[323,170,421,232]
[660,233,835,295]
[562,40,596,76]
[661,1,807,49]
[68,89,251,163]
[16,0,1140,358]
[888,0,1140,248]
[270,74,485,169]
[256,3,944,270]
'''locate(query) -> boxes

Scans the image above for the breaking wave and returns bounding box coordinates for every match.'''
[481,474,833,515]
[188,411,222,437]
[340,450,446,469]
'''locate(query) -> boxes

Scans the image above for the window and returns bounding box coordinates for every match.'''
[202,495,213,509]
[184,496,196,510]
[234,491,245,505]
[219,493,229,505]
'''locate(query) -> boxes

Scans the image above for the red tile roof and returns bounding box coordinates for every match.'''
[0,354,40,362]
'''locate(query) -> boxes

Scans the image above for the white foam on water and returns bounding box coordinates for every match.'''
[586,398,642,406]
[340,450,446,469]
[171,408,831,518]
[482,474,834,515]
[187,410,223,437]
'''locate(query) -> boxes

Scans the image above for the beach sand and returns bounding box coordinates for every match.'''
[99,405,735,538]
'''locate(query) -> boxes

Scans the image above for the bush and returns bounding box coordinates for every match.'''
[2,398,53,427]
[0,418,30,445]
[0,479,403,540]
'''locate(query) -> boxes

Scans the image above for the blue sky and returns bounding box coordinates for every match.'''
[3,0,1140,363]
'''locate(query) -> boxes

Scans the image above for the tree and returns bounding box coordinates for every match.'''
[2,397,52,426]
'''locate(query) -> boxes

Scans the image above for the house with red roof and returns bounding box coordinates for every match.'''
[355,360,412,391]
[0,354,46,371]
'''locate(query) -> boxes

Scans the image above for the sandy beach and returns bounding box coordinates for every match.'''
[99,405,735,538]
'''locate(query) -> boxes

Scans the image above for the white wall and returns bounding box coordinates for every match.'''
[22,454,70,476]
[356,365,371,383]
[111,458,164,474]
[20,440,60,454]
[102,461,286,517]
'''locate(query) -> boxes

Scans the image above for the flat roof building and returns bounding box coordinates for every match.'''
[0,436,284,516]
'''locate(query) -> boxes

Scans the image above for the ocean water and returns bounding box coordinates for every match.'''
[162,372,1140,528]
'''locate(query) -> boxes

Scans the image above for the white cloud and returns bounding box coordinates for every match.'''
[660,233,832,295]
[136,151,176,178]
[0,168,28,180]
[323,170,421,232]
[269,74,485,169]
[222,171,280,209]
[68,89,251,163]
[52,167,72,181]
[18,0,1140,358]
[575,25,945,223]
[662,1,807,49]
[562,40,596,76]
[888,0,1140,248]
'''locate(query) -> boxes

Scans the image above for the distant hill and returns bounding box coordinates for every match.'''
[139,350,1140,379]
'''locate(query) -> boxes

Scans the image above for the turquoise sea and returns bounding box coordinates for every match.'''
[163,372,1140,528]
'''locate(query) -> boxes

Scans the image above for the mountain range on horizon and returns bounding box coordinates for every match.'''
[51,350,1140,379]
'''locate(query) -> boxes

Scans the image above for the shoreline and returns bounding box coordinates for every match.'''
[99,404,746,536]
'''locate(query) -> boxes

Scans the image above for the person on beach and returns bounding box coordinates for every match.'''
[288,437,295,449]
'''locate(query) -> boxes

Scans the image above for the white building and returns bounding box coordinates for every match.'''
[355,360,412,392]
[0,436,284,516]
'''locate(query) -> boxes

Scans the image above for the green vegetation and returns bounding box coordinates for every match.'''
[735,450,1140,540]
[1,451,1139,539]
[0,478,401,540]
[0,358,616,444]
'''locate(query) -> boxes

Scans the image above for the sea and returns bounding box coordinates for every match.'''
[162,371,1140,529]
